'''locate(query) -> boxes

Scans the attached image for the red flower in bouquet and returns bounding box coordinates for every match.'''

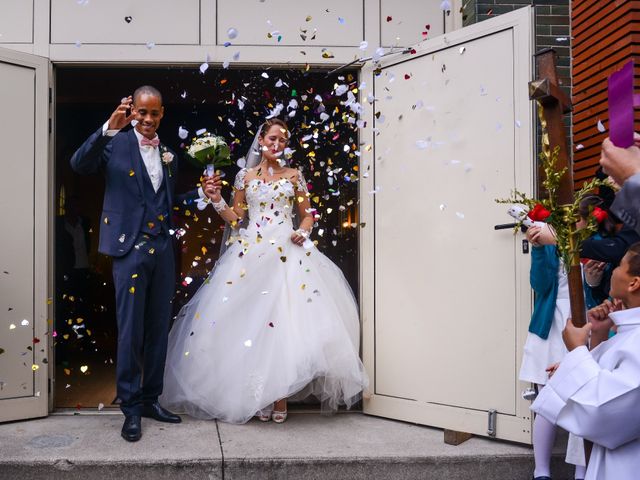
[592,207,608,224]
[527,203,551,222]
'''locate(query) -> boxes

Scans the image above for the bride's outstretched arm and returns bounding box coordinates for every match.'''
[210,188,247,226]
[291,170,314,246]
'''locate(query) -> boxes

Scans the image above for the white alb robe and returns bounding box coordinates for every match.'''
[531,306,640,480]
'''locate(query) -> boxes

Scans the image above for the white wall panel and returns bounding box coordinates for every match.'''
[380,0,445,47]
[0,0,33,43]
[50,0,200,45]
[217,0,364,46]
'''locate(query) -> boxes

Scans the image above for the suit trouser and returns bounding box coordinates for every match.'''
[112,232,174,416]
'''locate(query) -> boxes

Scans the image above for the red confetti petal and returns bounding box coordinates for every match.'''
[410,49,417,54]
[425,24,431,30]
[268,322,274,327]
[404,74,411,80]
[386,16,392,22]
[33,337,40,344]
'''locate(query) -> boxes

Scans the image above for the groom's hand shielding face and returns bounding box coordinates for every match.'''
[108,95,135,131]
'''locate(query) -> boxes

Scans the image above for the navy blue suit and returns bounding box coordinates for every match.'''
[71,126,197,415]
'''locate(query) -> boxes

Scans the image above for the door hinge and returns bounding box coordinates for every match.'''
[487,409,497,437]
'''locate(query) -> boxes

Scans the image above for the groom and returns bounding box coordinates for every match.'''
[71,85,219,441]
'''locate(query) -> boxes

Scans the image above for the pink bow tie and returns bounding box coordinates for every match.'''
[140,137,160,148]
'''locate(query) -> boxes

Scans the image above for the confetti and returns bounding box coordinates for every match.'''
[244,340,253,347]
[597,120,606,133]
[80,365,88,374]
[359,41,368,50]
[145,42,155,50]
[21,319,29,326]
[124,16,132,23]
[576,144,584,150]
[227,27,238,39]
[178,126,189,139]
[200,63,209,74]
[440,0,451,10]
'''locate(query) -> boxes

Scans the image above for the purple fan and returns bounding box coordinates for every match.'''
[608,60,640,148]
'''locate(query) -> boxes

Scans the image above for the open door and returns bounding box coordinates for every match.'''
[360,7,535,443]
[0,46,51,422]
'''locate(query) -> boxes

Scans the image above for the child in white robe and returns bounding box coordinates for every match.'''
[532,242,640,480]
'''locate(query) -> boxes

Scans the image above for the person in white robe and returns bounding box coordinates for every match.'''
[531,242,640,480]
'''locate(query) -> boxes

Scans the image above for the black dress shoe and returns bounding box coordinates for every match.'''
[121,415,142,442]
[533,477,552,480]
[141,402,182,423]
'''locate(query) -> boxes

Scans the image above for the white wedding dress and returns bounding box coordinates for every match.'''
[160,168,369,423]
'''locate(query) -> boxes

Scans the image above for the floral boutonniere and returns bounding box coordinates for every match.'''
[160,145,174,177]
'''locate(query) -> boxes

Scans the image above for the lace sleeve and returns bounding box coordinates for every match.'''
[295,170,309,195]
[234,168,248,190]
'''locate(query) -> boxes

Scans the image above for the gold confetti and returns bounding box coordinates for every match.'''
[129,170,135,176]
[148,248,155,254]
[80,365,88,374]
[131,274,138,279]
[280,256,287,262]
[301,284,306,290]
[129,286,135,294]
[157,214,165,221]
[32,364,39,371]
[64,368,71,376]
[104,217,109,224]
[306,15,312,21]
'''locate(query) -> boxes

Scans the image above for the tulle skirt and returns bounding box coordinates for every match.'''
[160,223,369,423]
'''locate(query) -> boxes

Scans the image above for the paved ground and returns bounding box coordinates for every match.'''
[0,411,575,479]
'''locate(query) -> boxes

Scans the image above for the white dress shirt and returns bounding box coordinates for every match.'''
[102,121,163,192]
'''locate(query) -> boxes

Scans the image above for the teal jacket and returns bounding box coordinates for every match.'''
[529,245,560,339]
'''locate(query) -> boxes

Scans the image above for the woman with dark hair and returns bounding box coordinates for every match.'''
[160,119,369,424]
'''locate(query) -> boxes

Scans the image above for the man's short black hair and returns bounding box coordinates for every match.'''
[133,85,163,104]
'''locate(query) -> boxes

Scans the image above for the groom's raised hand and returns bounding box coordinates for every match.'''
[108,95,136,131]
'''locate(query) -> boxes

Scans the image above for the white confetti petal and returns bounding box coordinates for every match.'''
[145,42,155,49]
[440,0,452,10]
[576,144,585,150]
[359,41,368,51]
[597,120,606,133]
[456,211,465,219]
[439,204,447,211]
[515,120,522,128]
[244,340,252,347]
[261,72,269,79]
[199,62,209,74]
[178,126,189,140]
[227,27,238,39]
[21,319,29,326]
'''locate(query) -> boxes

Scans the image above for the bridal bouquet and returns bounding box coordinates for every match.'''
[496,145,606,270]
[186,131,233,175]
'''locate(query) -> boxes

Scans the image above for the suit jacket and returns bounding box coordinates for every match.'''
[70,126,197,257]
[611,173,640,236]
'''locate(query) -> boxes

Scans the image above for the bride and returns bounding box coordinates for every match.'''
[160,119,369,424]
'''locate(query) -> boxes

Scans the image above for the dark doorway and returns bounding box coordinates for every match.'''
[54,65,360,409]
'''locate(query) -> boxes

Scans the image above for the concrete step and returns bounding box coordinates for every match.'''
[0,413,575,480]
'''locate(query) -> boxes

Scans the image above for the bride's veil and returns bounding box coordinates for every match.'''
[217,125,263,256]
